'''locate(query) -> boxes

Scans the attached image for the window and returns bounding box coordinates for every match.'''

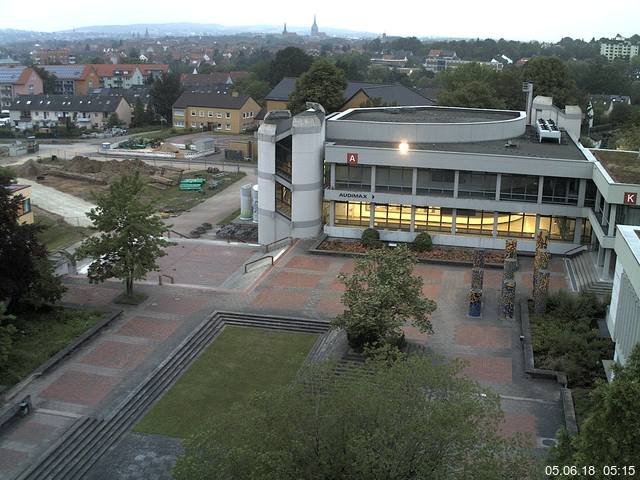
[457,171,497,199]
[581,219,593,244]
[275,182,292,219]
[373,204,412,231]
[496,212,537,238]
[538,216,576,242]
[542,177,579,205]
[225,123,231,130]
[191,122,197,128]
[455,210,495,235]
[191,111,196,116]
[414,206,453,233]
[18,198,31,216]
[275,136,292,181]
[335,165,371,191]
[216,112,222,118]
[216,123,222,130]
[584,180,598,207]
[335,202,371,227]
[500,174,539,202]
[375,167,413,193]
[208,111,213,117]
[416,169,455,196]
[225,112,231,118]
[175,120,184,127]
[199,111,205,117]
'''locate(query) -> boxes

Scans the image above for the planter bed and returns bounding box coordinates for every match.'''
[313,237,505,268]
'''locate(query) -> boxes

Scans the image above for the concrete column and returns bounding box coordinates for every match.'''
[597,244,605,267]
[577,179,587,208]
[595,190,601,212]
[370,165,376,193]
[537,176,544,204]
[574,217,583,244]
[330,163,336,189]
[453,170,460,198]
[451,208,457,235]
[608,204,617,236]
[603,249,612,280]
[495,173,501,201]
[329,201,335,226]
[412,167,418,196]
[410,205,416,234]
[369,203,375,227]
[535,214,541,233]
[492,212,498,237]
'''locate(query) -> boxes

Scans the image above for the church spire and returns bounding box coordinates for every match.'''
[311,14,319,36]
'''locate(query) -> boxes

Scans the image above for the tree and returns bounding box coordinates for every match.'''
[522,56,579,107]
[32,66,58,95]
[335,52,371,81]
[76,172,170,297]
[288,59,347,114]
[173,356,537,480]
[267,47,313,86]
[551,344,640,477]
[235,76,271,102]
[331,245,437,350]
[150,72,183,123]
[437,63,505,109]
[107,113,123,128]
[0,187,65,311]
[131,98,146,128]
[0,303,16,370]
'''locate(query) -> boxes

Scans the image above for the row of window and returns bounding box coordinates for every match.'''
[192,111,232,118]
[333,165,587,206]
[333,201,585,242]
[187,122,232,130]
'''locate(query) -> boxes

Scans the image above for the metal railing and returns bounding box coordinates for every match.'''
[244,255,274,273]
[167,229,190,239]
[564,244,593,257]
[158,274,175,285]
[263,236,292,253]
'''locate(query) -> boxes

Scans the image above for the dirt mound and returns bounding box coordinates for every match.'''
[67,156,157,177]
[15,159,45,178]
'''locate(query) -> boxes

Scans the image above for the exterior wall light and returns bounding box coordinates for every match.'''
[398,141,409,154]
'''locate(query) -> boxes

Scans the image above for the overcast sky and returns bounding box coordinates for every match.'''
[3,0,639,41]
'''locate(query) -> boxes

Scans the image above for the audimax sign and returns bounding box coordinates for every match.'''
[337,192,373,201]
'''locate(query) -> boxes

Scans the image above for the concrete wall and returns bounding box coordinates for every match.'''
[257,122,277,244]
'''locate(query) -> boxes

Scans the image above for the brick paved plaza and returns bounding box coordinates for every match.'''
[0,239,569,479]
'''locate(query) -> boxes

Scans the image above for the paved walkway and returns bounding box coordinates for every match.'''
[0,240,570,479]
[17,177,96,227]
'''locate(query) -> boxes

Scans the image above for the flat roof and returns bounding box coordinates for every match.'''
[336,106,521,124]
[591,149,640,184]
[328,126,588,161]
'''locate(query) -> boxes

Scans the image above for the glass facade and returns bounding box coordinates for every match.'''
[373,204,412,230]
[457,171,497,199]
[335,165,371,191]
[496,212,537,238]
[335,202,371,227]
[542,177,579,205]
[616,205,640,225]
[455,210,495,235]
[500,174,539,203]
[375,167,413,193]
[539,215,577,242]
[275,182,291,219]
[584,180,598,208]
[416,169,455,196]
[275,136,292,181]
[414,207,454,233]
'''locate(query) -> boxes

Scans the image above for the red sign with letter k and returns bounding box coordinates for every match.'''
[624,192,637,205]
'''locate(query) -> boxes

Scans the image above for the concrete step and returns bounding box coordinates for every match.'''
[567,252,612,298]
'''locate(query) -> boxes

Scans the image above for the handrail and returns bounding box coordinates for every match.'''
[263,236,292,253]
[244,255,274,273]
[564,244,591,257]
[168,229,190,239]
[158,274,175,285]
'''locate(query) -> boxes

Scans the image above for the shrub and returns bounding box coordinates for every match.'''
[412,232,433,252]
[361,228,382,248]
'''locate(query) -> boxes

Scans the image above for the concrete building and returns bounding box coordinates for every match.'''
[607,225,640,366]
[7,184,33,224]
[257,101,640,288]
[9,95,132,130]
[41,65,100,95]
[0,66,43,109]
[172,92,260,133]
[600,35,639,62]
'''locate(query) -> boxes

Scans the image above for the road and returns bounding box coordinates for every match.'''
[18,177,96,227]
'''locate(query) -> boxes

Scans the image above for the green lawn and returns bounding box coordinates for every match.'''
[34,207,93,251]
[0,308,102,387]
[143,171,245,213]
[134,326,317,439]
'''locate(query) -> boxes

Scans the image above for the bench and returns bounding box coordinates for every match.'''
[0,395,32,431]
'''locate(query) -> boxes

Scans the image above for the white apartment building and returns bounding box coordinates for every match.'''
[600,35,639,61]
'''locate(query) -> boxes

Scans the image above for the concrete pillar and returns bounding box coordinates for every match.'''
[329,201,335,227]
[597,244,605,267]
[453,170,460,198]
[370,165,376,193]
[492,212,498,237]
[369,203,375,227]
[577,179,587,208]
[537,176,544,204]
[410,205,416,233]
[330,163,336,189]
[603,249,612,280]
[608,204,617,236]
[595,190,601,212]
[412,167,418,196]
[495,173,501,201]
[574,217,583,244]
[451,208,456,235]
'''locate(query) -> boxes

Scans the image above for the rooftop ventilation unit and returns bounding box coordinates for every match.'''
[535,118,561,144]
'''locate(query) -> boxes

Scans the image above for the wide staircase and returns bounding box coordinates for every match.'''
[565,251,613,297]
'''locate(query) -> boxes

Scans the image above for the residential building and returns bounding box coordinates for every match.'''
[172,92,260,133]
[607,225,640,366]
[0,66,43,109]
[7,184,33,224]
[600,35,639,62]
[180,71,249,91]
[41,65,100,95]
[257,99,640,289]
[9,95,132,130]
[91,64,168,89]
[424,50,503,73]
[33,48,73,65]
[262,77,434,114]
[590,94,632,117]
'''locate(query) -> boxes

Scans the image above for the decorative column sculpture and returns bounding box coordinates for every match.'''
[533,250,550,295]
[473,249,486,269]
[533,269,550,314]
[501,280,516,319]
[532,229,551,313]
[500,239,518,318]
[468,249,485,317]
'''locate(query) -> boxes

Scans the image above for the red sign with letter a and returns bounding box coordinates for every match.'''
[346,152,358,166]
[624,192,637,205]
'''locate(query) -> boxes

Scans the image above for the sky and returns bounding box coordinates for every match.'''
[2,0,640,41]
